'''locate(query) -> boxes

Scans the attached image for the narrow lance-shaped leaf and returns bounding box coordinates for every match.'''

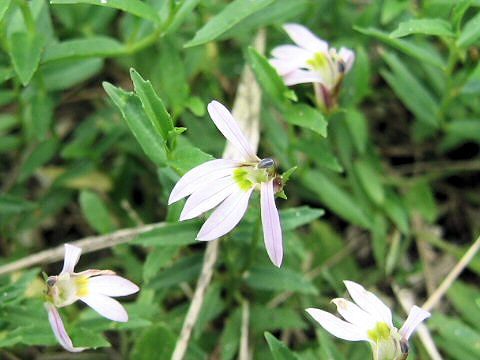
[103,82,167,166]
[185,0,273,47]
[390,19,454,38]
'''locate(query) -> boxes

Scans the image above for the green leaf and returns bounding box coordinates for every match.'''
[8,31,45,86]
[280,206,325,231]
[445,119,480,142]
[284,104,327,137]
[390,19,454,38]
[185,0,273,47]
[405,180,438,223]
[457,11,480,48]
[0,193,37,214]
[168,139,214,175]
[355,26,445,68]
[130,68,174,142]
[0,1,12,23]
[50,0,161,24]
[265,332,300,360]
[247,47,295,107]
[131,324,176,360]
[344,109,368,154]
[143,246,180,283]
[149,254,203,289]
[79,190,116,234]
[302,170,372,229]
[19,139,58,182]
[245,265,318,295]
[382,191,409,234]
[447,281,480,331]
[42,36,124,62]
[43,58,103,91]
[295,138,343,172]
[103,82,167,165]
[380,51,439,128]
[353,159,385,205]
[70,327,110,349]
[132,222,200,247]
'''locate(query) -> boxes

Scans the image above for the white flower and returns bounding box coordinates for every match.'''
[45,244,139,352]
[306,281,430,360]
[169,100,284,267]
[270,23,355,110]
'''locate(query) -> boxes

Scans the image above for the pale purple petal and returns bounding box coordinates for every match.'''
[339,47,355,72]
[283,69,323,86]
[61,244,82,275]
[344,281,393,327]
[283,23,329,53]
[331,298,377,332]
[45,303,86,352]
[80,293,128,322]
[399,305,430,341]
[269,58,301,76]
[207,101,258,162]
[168,159,240,204]
[87,275,139,297]
[180,176,237,221]
[196,188,254,241]
[271,45,312,64]
[260,180,283,267]
[306,308,370,342]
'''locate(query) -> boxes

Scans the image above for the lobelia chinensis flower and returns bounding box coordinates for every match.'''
[306,281,430,360]
[168,100,284,267]
[44,244,139,352]
[270,23,355,111]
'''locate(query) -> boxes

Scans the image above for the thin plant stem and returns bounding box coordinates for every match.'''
[423,235,480,312]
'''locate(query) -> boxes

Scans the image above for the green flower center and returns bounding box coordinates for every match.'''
[368,322,391,343]
[233,166,270,190]
[307,52,330,71]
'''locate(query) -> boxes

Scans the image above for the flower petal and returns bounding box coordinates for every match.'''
[339,47,355,72]
[283,69,323,86]
[61,244,82,275]
[269,58,300,76]
[168,159,240,205]
[399,305,430,341]
[260,180,283,267]
[344,281,393,327]
[283,23,329,53]
[196,187,254,241]
[207,101,258,162]
[80,293,129,322]
[331,298,377,332]
[180,176,237,221]
[271,45,312,64]
[306,308,369,342]
[88,275,139,297]
[45,303,86,352]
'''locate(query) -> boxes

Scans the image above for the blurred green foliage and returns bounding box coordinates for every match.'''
[0,0,479,359]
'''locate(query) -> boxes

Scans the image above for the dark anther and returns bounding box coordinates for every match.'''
[258,158,275,169]
[400,340,409,354]
[338,61,346,73]
[46,277,56,287]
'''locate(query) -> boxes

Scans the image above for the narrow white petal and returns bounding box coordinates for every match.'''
[283,69,323,86]
[45,303,86,352]
[207,101,258,162]
[331,298,377,331]
[80,293,128,322]
[306,308,369,342]
[344,281,393,327]
[339,47,355,72]
[88,275,139,297]
[196,188,253,241]
[269,58,300,76]
[169,159,240,204]
[271,45,312,64]
[61,244,82,275]
[260,180,283,267]
[283,23,329,53]
[180,176,237,221]
[399,305,430,341]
